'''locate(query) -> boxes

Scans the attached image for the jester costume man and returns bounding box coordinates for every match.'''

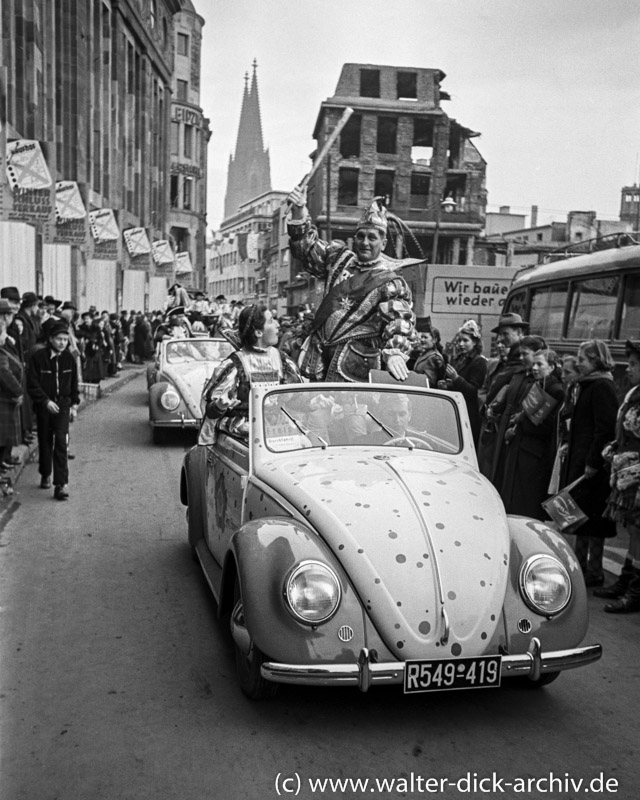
[288,196,420,382]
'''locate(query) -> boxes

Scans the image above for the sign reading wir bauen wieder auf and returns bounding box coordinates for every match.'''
[431,275,512,313]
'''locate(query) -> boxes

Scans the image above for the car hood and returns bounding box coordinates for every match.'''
[256,449,509,660]
[160,362,218,417]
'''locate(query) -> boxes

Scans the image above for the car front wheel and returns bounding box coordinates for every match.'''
[231,576,278,700]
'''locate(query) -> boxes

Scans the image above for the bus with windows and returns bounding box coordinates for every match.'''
[502,235,640,389]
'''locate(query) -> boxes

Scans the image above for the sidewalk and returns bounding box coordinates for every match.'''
[0,363,147,508]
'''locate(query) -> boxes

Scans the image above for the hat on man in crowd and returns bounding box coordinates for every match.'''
[491,312,529,333]
[61,301,77,311]
[0,286,21,302]
[194,291,205,299]
[21,291,39,307]
[0,298,14,315]
[44,295,62,309]
[45,319,69,338]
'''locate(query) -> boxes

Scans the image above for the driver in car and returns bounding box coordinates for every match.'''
[358,394,416,444]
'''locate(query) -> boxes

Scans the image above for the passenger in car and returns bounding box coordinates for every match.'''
[198,304,302,443]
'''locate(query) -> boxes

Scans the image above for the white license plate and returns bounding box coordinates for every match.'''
[404,655,502,693]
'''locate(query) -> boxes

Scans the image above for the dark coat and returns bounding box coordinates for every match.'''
[500,375,564,518]
[27,346,80,409]
[0,345,24,446]
[16,309,40,357]
[450,351,487,445]
[477,344,527,482]
[560,375,618,538]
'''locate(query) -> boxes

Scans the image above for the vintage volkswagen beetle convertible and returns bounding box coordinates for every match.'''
[148,337,233,444]
[181,382,601,699]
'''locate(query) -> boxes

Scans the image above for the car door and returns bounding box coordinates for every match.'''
[205,431,249,563]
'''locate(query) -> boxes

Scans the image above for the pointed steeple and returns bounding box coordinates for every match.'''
[223,60,272,221]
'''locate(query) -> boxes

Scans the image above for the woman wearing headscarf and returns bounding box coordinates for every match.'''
[596,340,640,612]
[199,305,302,443]
[560,339,618,586]
[441,319,487,445]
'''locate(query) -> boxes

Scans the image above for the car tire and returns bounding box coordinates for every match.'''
[231,576,278,700]
[152,426,165,445]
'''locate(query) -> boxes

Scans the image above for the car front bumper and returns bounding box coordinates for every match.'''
[260,638,602,692]
[150,416,199,429]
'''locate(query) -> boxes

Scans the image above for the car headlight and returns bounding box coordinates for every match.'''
[519,555,571,616]
[160,388,181,411]
[284,560,341,625]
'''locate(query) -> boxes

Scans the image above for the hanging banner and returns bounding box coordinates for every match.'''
[4,139,55,225]
[175,251,193,273]
[123,226,151,270]
[151,239,175,276]
[88,208,120,260]
[47,181,88,245]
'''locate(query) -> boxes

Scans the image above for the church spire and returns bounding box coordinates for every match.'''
[223,60,272,221]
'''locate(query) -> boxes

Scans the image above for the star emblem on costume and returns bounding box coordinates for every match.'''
[339,297,354,311]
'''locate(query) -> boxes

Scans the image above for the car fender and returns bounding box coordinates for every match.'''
[181,445,207,549]
[502,516,588,654]
[228,518,369,665]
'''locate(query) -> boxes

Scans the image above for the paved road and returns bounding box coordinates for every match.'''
[1,374,639,800]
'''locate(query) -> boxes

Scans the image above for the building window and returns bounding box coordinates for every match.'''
[150,0,157,29]
[397,71,417,100]
[377,117,397,154]
[340,114,361,158]
[360,69,380,98]
[170,175,179,208]
[412,118,434,163]
[177,33,189,56]
[374,170,394,205]
[183,177,193,210]
[171,121,179,155]
[184,124,193,158]
[338,168,359,206]
[176,79,188,101]
[410,173,430,209]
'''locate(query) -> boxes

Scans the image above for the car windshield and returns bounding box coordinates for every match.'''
[262,387,461,454]
[165,339,234,364]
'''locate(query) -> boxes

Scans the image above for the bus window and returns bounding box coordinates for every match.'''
[503,289,527,318]
[566,276,619,340]
[529,284,568,339]
[619,274,640,341]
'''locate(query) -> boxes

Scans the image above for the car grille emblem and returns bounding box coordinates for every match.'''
[338,625,354,642]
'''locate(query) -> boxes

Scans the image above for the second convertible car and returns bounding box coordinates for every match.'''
[148,336,233,443]
[181,382,602,698]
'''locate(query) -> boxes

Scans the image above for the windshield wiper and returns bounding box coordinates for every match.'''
[366,410,414,450]
[280,407,328,449]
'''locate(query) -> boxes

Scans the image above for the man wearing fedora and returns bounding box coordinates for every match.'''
[27,321,80,500]
[477,312,529,481]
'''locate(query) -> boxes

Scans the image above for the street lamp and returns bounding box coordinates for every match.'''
[431,196,457,264]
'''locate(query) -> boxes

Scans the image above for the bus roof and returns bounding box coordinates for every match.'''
[511,244,640,288]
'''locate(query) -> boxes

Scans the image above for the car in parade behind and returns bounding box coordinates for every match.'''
[180,381,602,698]
[148,336,233,444]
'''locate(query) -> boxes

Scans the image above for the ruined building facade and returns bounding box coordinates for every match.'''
[305,64,487,265]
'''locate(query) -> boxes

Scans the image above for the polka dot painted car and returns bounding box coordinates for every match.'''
[180,383,602,699]
[147,337,234,444]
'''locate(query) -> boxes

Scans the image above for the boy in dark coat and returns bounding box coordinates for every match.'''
[27,321,80,500]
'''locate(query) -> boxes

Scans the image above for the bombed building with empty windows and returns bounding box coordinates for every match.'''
[303,63,487,267]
